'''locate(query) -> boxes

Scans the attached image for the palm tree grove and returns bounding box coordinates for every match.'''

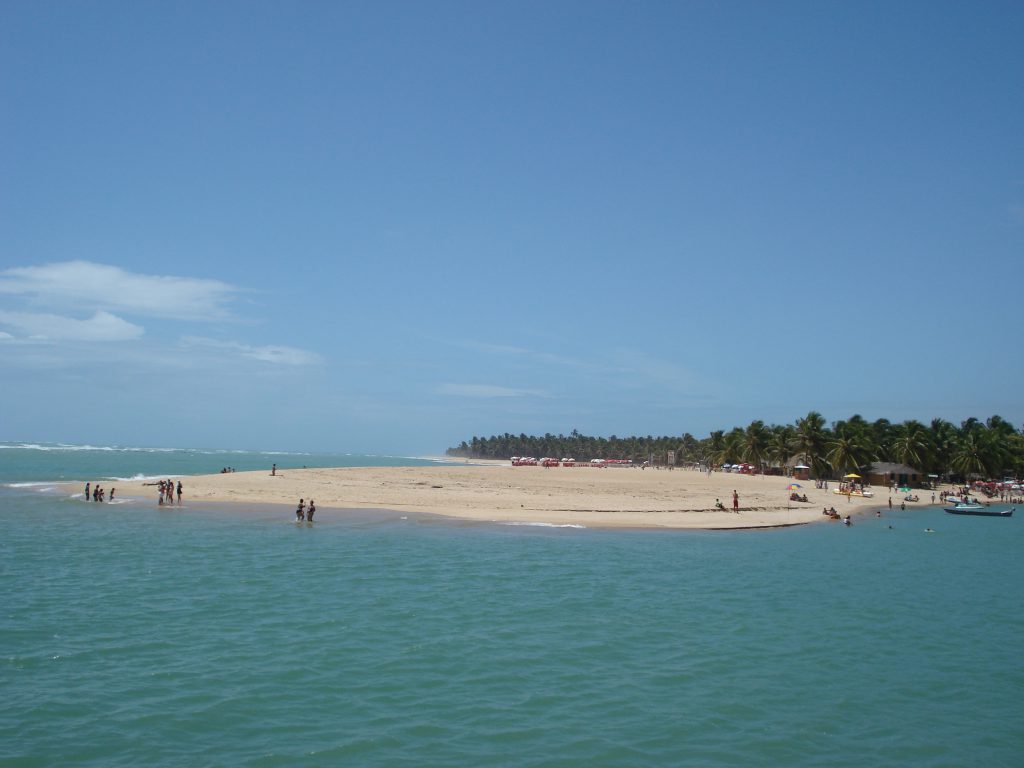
[446,414,1024,482]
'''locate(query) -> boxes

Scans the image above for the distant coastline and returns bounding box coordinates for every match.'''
[446,413,1023,484]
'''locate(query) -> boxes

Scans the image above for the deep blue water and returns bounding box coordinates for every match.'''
[2,445,1022,766]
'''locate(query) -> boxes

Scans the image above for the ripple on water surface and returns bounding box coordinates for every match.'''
[2,496,1023,767]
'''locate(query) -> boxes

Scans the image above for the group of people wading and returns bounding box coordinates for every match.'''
[83,482,114,502]
[295,498,315,522]
[158,479,182,505]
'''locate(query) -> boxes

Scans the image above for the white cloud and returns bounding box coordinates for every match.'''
[436,383,550,398]
[0,261,240,321]
[0,310,144,342]
[180,336,321,366]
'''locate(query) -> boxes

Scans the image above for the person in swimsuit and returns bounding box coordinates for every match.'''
[176,481,183,505]
[307,499,315,522]
[296,499,305,521]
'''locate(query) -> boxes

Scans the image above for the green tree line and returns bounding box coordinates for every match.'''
[446,414,1024,481]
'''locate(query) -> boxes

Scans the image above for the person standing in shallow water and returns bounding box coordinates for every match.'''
[306,499,315,522]
[296,499,305,521]
[176,480,183,505]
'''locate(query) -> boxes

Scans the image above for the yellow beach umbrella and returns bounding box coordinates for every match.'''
[844,473,861,479]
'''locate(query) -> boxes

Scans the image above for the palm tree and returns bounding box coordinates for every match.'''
[704,430,725,466]
[986,415,1012,435]
[827,434,870,477]
[872,418,896,461]
[767,426,795,474]
[892,421,929,470]
[795,411,829,478]
[715,428,744,466]
[951,431,990,478]
[929,418,957,479]
[679,433,699,463]
[742,420,770,471]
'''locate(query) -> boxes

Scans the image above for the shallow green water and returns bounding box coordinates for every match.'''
[2,447,1022,766]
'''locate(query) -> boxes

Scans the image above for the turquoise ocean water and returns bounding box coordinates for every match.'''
[2,444,1022,766]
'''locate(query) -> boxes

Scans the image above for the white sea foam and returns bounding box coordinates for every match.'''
[1,442,181,453]
[105,473,170,483]
[500,522,586,529]
[1,441,300,455]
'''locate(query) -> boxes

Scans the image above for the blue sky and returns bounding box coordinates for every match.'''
[2,1,1022,454]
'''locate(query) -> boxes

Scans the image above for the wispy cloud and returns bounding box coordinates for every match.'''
[450,337,705,392]
[0,310,144,342]
[0,261,240,322]
[181,336,321,366]
[449,339,601,371]
[606,349,698,384]
[436,383,551,398]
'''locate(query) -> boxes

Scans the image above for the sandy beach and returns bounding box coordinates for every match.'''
[98,462,910,529]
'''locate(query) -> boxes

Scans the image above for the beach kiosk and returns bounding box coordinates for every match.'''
[792,463,811,481]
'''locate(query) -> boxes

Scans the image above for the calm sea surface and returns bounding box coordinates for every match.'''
[2,444,1022,766]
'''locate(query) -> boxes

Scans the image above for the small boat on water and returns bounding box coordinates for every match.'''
[944,503,1014,517]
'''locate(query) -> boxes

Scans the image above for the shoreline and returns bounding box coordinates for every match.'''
[55,464,931,530]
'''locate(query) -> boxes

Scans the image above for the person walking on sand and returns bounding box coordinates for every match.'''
[272,463,277,476]
[732,490,739,512]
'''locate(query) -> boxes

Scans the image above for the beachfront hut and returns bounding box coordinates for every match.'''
[784,456,812,480]
[869,462,923,489]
